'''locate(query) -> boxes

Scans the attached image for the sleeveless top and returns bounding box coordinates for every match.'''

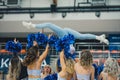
[75,64,91,80]
[28,78,41,80]
[76,73,90,80]
[27,69,41,76]
[27,69,41,80]
[57,73,74,80]
[57,73,66,80]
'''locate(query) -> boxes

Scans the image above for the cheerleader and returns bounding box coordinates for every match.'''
[6,39,28,80]
[58,49,75,80]
[98,58,120,80]
[23,34,51,80]
[44,34,76,80]
[74,50,95,80]
[22,22,109,45]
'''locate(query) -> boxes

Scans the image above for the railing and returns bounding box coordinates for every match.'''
[0,42,120,80]
[0,42,120,54]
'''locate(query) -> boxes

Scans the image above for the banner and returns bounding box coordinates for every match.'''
[109,34,120,42]
[109,34,120,51]
[0,53,50,74]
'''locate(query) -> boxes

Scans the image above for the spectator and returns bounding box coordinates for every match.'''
[41,65,52,79]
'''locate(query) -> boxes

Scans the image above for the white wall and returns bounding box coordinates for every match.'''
[0,12,120,21]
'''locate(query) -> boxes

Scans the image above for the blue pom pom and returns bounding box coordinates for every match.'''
[6,41,14,52]
[70,52,76,60]
[35,32,48,48]
[55,34,75,58]
[44,73,58,80]
[48,35,58,47]
[98,64,104,75]
[27,33,36,42]
[6,41,22,53]
[55,39,62,52]
[67,34,75,44]
[27,32,48,48]
[27,42,33,49]
[92,63,98,79]
[57,58,61,67]
[27,33,36,49]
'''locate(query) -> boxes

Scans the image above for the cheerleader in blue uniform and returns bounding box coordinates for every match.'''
[44,34,76,80]
[22,21,109,45]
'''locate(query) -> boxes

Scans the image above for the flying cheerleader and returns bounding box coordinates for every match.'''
[22,21,109,45]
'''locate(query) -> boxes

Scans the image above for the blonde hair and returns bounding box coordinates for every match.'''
[65,58,75,74]
[103,58,119,77]
[80,50,93,67]
[7,56,21,80]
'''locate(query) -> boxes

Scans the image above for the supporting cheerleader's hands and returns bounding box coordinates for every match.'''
[14,38,18,44]
[60,49,64,58]
[46,34,53,48]
[33,41,38,47]
[48,33,53,39]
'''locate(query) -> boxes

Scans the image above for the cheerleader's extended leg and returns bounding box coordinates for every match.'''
[22,21,67,38]
[64,28,109,45]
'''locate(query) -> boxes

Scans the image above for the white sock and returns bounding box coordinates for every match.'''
[96,34,109,45]
[22,21,35,29]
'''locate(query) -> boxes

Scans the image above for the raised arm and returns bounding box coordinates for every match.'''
[38,34,53,64]
[60,50,66,72]
[98,72,103,80]
[38,34,52,64]
[91,66,95,80]
[38,44,49,63]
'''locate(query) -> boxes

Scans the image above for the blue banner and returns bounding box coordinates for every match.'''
[0,53,50,74]
[109,34,120,51]
[109,34,120,42]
